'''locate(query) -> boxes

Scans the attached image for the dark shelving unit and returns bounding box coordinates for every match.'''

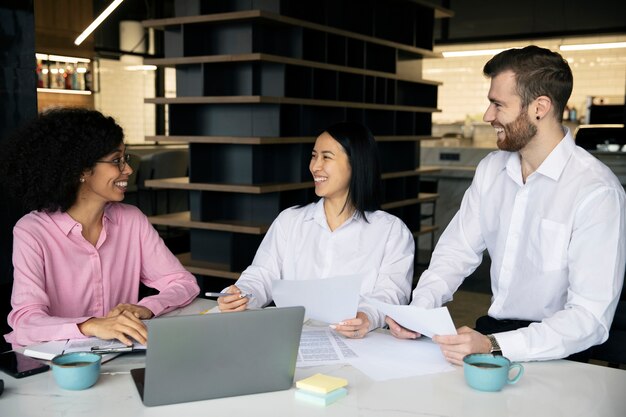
[143,0,449,285]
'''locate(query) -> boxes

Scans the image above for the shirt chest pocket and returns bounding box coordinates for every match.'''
[528,218,569,272]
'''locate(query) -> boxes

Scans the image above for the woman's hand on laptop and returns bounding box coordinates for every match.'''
[78,310,149,346]
[217,285,250,312]
[331,311,370,338]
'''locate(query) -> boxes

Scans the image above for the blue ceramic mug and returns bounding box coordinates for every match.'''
[51,352,101,390]
[463,353,524,392]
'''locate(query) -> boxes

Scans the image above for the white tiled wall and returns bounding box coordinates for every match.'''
[423,35,626,124]
[94,58,156,144]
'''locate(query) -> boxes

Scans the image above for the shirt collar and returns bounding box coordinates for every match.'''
[48,203,117,236]
[309,198,359,230]
[534,127,575,181]
[48,210,79,236]
[505,126,574,184]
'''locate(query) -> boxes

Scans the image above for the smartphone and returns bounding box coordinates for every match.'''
[0,351,50,378]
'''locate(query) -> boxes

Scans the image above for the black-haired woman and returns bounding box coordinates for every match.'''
[218,122,414,338]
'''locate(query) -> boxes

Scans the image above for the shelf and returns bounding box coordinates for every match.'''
[144,0,440,283]
[142,10,441,58]
[145,95,440,113]
[144,177,313,193]
[144,53,441,86]
[149,212,270,235]
[176,253,241,279]
[37,88,91,95]
[412,225,439,237]
[149,193,438,233]
[146,135,442,144]
[381,167,441,179]
[177,225,437,278]
[381,193,438,210]
[146,168,439,193]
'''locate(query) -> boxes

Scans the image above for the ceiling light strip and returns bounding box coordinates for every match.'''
[74,0,125,46]
[559,42,626,51]
[441,49,506,58]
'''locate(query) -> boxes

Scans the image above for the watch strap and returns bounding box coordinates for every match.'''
[487,334,503,356]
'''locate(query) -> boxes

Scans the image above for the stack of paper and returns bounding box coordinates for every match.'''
[294,373,348,406]
[23,340,68,360]
[23,337,146,362]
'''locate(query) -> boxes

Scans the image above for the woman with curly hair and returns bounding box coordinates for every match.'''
[1,108,199,348]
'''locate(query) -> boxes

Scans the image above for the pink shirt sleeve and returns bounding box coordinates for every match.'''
[7,221,87,347]
[133,209,200,316]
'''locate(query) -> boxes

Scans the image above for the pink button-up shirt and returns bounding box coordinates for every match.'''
[5,203,200,347]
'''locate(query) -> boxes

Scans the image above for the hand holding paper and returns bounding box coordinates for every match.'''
[364,297,457,338]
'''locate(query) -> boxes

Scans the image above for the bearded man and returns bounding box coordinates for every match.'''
[388,45,626,364]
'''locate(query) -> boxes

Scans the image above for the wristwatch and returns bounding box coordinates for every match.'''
[487,334,502,356]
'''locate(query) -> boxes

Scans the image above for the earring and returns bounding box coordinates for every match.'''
[80,178,85,183]
[536,116,540,120]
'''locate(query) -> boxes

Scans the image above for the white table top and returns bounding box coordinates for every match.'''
[2,300,626,417]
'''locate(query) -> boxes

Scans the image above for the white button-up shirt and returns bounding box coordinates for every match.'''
[412,128,626,361]
[235,199,415,330]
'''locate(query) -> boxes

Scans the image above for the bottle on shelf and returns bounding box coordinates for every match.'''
[569,106,577,123]
[84,65,92,91]
[64,63,74,90]
[51,62,64,89]
[36,59,44,88]
[562,105,570,121]
[76,63,86,90]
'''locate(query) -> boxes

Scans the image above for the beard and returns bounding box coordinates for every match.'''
[496,110,537,152]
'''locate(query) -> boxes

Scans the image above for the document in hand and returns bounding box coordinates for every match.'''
[272,274,362,323]
[364,297,457,338]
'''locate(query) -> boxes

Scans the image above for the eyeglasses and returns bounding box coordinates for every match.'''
[95,153,132,172]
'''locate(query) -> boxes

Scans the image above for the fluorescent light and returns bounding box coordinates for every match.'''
[124,65,157,71]
[559,42,626,51]
[442,48,506,58]
[74,0,124,46]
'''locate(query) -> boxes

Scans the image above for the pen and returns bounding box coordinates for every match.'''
[90,346,134,354]
[205,292,253,298]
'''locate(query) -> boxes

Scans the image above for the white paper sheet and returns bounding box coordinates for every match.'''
[272,275,361,323]
[296,327,358,367]
[364,297,457,338]
[63,337,146,353]
[343,331,454,381]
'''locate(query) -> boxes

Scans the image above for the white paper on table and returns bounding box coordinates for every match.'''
[343,331,454,381]
[63,337,146,353]
[363,297,457,338]
[296,326,359,367]
[272,274,361,323]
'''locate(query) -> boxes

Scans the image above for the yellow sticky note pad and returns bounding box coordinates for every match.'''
[295,373,348,394]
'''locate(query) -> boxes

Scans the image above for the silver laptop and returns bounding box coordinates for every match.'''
[131,306,305,407]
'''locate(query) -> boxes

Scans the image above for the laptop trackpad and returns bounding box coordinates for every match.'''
[130,368,146,400]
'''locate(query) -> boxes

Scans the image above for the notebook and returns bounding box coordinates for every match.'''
[131,306,305,407]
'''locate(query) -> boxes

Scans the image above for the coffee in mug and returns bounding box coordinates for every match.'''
[463,353,523,392]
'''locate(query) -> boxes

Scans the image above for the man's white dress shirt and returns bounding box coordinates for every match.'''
[412,128,626,361]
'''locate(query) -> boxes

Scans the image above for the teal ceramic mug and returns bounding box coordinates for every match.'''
[463,353,524,392]
[51,352,101,390]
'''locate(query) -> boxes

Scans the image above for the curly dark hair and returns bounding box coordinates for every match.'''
[0,108,124,212]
